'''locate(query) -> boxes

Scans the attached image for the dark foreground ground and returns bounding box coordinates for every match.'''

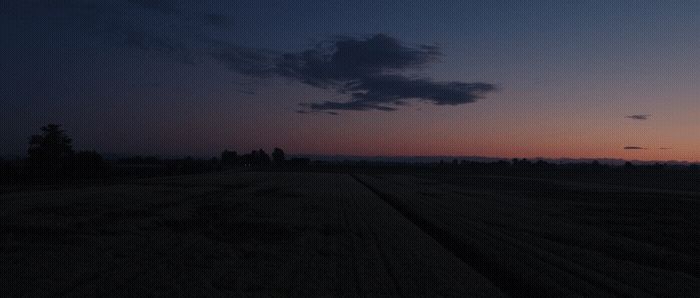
[1,171,699,297]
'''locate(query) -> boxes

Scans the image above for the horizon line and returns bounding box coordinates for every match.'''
[3,152,698,165]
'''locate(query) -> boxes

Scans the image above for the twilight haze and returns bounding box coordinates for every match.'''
[1,0,699,161]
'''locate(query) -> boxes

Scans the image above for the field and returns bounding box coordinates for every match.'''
[2,171,699,297]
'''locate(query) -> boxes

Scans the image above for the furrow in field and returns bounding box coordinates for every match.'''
[353,174,660,297]
[351,175,591,296]
[411,191,700,296]
[376,174,700,278]
[427,188,700,280]
[341,174,506,297]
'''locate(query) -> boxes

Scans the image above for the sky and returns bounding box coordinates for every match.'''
[1,0,699,161]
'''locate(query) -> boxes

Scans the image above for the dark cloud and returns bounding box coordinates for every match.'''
[345,75,496,106]
[301,100,398,112]
[211,34,440,84]
[8,2,495,113]
[296,76,495,112]
[296,109,338,116]
[284,34,440,87]
[210,34,496,113]
[624,146,647,150]
[625,114,651,120]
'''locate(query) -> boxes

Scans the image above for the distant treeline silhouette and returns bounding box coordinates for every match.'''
[0,124,697,185]
[219,148,309,168]
[0,124,312,184]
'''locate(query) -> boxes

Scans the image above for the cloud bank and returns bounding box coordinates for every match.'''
[7,1,496,113]
[212,34,496,113]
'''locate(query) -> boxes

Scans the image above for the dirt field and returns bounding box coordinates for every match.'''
[2,171,698,297]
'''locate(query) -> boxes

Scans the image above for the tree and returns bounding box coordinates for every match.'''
[272,148,285,165]
[221,150,238,166]
[257,149,271,165]
[239,150,270,166]
[28,124,74,178]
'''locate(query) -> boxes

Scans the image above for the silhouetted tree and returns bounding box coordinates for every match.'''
[28,124,74,179]
[221,150,238,166]
[240,152,252,166]
[257,149,271,166]
[533,160,553,169]
[272,148,285,165]
[238,150,270,167]
[512,158,533,169]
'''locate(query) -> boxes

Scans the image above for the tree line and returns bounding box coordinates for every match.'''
[0,124,307,184]
[1,124,697,185]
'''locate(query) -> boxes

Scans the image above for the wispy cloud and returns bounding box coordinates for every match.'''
[624,146,647,150]
[625,114,651,120]
[296,109,339,116]
[8,3,496,113]
[4,0,227,64]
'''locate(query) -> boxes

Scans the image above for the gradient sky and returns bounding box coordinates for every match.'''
[1,0,699,161]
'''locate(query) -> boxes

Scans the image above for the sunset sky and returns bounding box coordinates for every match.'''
[1,0,699,161]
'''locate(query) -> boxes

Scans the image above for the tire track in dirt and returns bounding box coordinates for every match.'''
[349,174,635,297]
[349,174,522,296]
[344,175,405,297]
[343,173,506,297]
